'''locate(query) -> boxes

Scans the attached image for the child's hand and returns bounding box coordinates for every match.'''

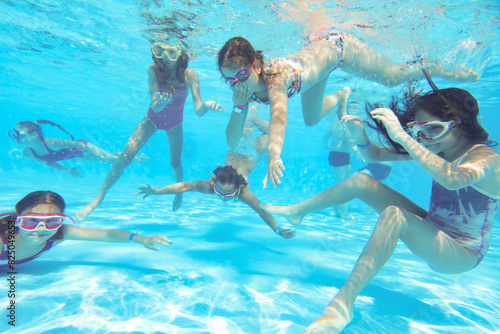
[278,227,296,239]
[263,158,285,189]
[136,182,158,199]
[152,92,172,112]
[142,235,173,251]
[370,108,407,143]
[232,83,249,107]
[204,101,224,112]
[68,168,83,178]
[341,115,365,139]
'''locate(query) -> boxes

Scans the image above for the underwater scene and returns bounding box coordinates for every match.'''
[1,1,499,333]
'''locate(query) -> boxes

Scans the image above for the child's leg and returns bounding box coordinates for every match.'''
[166,124,184,211]
[81,142,121,164]
[341,34,478,87]
[305,206,478,334]
[77,117,157,220]
[302,85,351,127]
[260,173,428,225]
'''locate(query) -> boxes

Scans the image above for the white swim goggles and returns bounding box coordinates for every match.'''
[151,42,182,62]
[405,120,458,142]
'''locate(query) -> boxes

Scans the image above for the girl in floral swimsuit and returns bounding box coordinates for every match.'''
[261,76,499,333]
[217,31,479,189]
[78,42,222,220]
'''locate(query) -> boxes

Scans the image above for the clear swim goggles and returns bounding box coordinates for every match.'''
[0,212,77,231]
[151,42,182,62]
[405,120,458,142]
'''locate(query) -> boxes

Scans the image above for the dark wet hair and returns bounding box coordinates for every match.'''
[16,120,75,141]
[212,165,248,188]
[217,37,265,73]
[367,76,495,153]
[152,47,189,85]
[0,191,65,240]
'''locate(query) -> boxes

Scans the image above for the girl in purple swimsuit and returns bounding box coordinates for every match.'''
[8,120,146,178]
[217,32,479,189]
[261,74,499,333]
[0,191,172,269]
[78,42,223,220]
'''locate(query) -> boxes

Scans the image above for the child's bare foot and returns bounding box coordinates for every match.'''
[304,300,353,334]
[259,203,305,226]
[430,63,479,82]
[339,86,351,101]
[135,153,150,163]
[172,194,182,211]
[77,198,102,221]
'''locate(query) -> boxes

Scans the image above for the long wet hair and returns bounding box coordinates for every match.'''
[217,37,265,73]
[367,73,495,154]
[16,120,75,141]
[212,165,248,188]
[152,46,189,86]
[0,191,65,240]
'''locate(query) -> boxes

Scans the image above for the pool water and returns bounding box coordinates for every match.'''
[1,0,499,333]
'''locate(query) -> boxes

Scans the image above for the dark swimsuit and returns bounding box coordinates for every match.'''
[0,234,54,268]
[30,139,87,162]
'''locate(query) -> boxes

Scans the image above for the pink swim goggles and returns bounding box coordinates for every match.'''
[1,212,76,231]
[224,59,256,87]
[213,185,239,200]
[405,120,458,142]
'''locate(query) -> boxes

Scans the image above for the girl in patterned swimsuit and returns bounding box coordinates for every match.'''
[217,32,479,189]
[1,191,172,269]
[8,119,146,178]
[78,41,222,220]
[261,76,499,333]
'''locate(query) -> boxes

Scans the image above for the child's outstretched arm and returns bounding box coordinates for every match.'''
[263,76,289,188]
[186,68,224,117]
[62,225,173,251]
[137,180,213,199]
[239,188,296,239]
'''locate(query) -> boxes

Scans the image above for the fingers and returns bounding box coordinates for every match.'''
[270,167,282,188]
[208,101,224,112]
[145,236,173,251]
[263,173,269,189]
[160,236,173,245]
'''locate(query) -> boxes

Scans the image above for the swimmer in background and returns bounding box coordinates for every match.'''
[323,86,358,219]
[0,191,172,269]
[323,96,392,219]
[8,120,147,178]
[217,33,479,189]
[137,105,296,239]
[78,41,223,220]
[261,78,499,333]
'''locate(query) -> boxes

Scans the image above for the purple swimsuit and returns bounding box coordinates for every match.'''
[31,139,87,162]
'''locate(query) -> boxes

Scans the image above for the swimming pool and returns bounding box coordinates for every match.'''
[1,0,499,333]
